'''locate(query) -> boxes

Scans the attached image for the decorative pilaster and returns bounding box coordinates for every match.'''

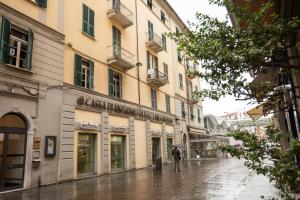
[145,120,152,166]
[101,112,110,174]
[129,117,136,169]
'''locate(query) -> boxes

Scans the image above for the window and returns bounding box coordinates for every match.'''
[162,34,167,51]
[147,51,158,72]
[197,109,201,123]
[109,69,122,98]
[190,106,194,120]
[147,0,153,9]
[151,88,157,109]
[179,73,183,89]
[163,63,168,80]
[181,101,185,118]
[112,26,121,56]
[161,11,166,23]
[74,54,94,89]
[82,4,94,37]
[148,20,153,41]
[34,0,47,8]
[165,95,170,113]
[0,17,33,70]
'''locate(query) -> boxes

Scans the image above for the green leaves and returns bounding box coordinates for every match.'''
[168,0,300,102]
[219,126,300,199]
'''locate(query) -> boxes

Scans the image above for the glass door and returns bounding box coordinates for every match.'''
[77,133,95,176]
[152,137,160,164]
[111,135,126,171]
[0,114,27,192]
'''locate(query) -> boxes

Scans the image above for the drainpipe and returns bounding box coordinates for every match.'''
[135,0,141,106]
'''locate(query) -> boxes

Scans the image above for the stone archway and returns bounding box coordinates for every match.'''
[0,108,34,191]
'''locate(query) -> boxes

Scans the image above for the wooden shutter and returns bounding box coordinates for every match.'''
[119,73,122,98]
[147,51,150,70]
[82,4,89,35]
[25,28,34,70]
[89,60,94,89]
[36,0,47,8]
[89,9,94,37]
[112,26,121,56]
[163,63,168,79]
[0,17,10,64]
[108,68,114,96]
[74,54,82,87]
[162,34,166,50]
[148,21,153,40]
[166,95,170,113]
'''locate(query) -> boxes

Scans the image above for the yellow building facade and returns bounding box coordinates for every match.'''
[0,0,204,190]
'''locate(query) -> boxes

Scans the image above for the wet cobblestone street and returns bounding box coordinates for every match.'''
[0,159,279,200]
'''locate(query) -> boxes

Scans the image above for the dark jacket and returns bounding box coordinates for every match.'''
[172,148,181,161]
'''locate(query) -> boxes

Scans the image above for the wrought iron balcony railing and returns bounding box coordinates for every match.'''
[146,32,163,53]
[107,0,134,28]
[107,45,135,71]
[147,68,168,87]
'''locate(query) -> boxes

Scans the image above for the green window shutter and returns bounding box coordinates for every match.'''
[147,51,150,70]
[82,4,89,35]
[108,68,114,96]
[163,63,168,79]
[89,60,94,89]
[74,54,82,87]
[162,34,166,50]
[148,21,153,40]
[119,73,122,98]
[36,0,47,8]
[165,95,170,113]
[112,26,121,56]
[25,28,34,70]
[89,9,94,37]
[0,17,10,64]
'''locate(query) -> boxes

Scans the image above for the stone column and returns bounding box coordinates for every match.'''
[145,120,152,166]
[129,117,136,169]
[101,112,110,174]
[162,123,168,163]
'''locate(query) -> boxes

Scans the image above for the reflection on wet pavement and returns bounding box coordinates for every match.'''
[0,159,279,200]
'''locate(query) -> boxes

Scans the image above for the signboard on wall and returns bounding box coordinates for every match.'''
[77,96,174,124]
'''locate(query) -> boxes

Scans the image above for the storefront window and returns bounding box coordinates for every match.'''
[167,138,173,162]
[111,135,126,171]
[152,138,160,164]
[77,133,95,175]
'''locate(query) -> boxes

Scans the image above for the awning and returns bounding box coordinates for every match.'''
[246,102,272,120]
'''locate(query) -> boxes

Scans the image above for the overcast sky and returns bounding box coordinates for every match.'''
[168,0,255,116]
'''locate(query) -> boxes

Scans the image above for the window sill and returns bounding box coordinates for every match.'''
[4,64,33,74]
[81,31,96,40]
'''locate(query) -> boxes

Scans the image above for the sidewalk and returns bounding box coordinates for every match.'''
[0,159,279,200]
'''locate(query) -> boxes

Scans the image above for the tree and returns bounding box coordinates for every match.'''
[169,0,300,109]
[168,0,300,199]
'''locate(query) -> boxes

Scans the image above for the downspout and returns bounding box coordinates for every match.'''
[135,0,141,106]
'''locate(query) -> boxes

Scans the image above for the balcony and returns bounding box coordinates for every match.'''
[186,64,198,79]
[107,45,135,71]
[107,0,134,28]
[188,93,199,104]
[146,32,163,53]
[147,68,168,87]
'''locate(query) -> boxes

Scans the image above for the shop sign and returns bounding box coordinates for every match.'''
[80,122,100,130]
[112,126,127,133]
[33,136,41,149]
[152,130,161,136]
[77,96,174,124]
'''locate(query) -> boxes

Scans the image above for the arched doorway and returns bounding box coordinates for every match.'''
[183,134,187,160]
[0,113,27,191]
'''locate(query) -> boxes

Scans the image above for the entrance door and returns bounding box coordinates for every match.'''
[77,133,95,176]
[0,114,27,192]
[167,138,173,162]
[152,137,160,164]
[111,135,126,171]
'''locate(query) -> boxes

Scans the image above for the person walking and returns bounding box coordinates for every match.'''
[172,146,181,172]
